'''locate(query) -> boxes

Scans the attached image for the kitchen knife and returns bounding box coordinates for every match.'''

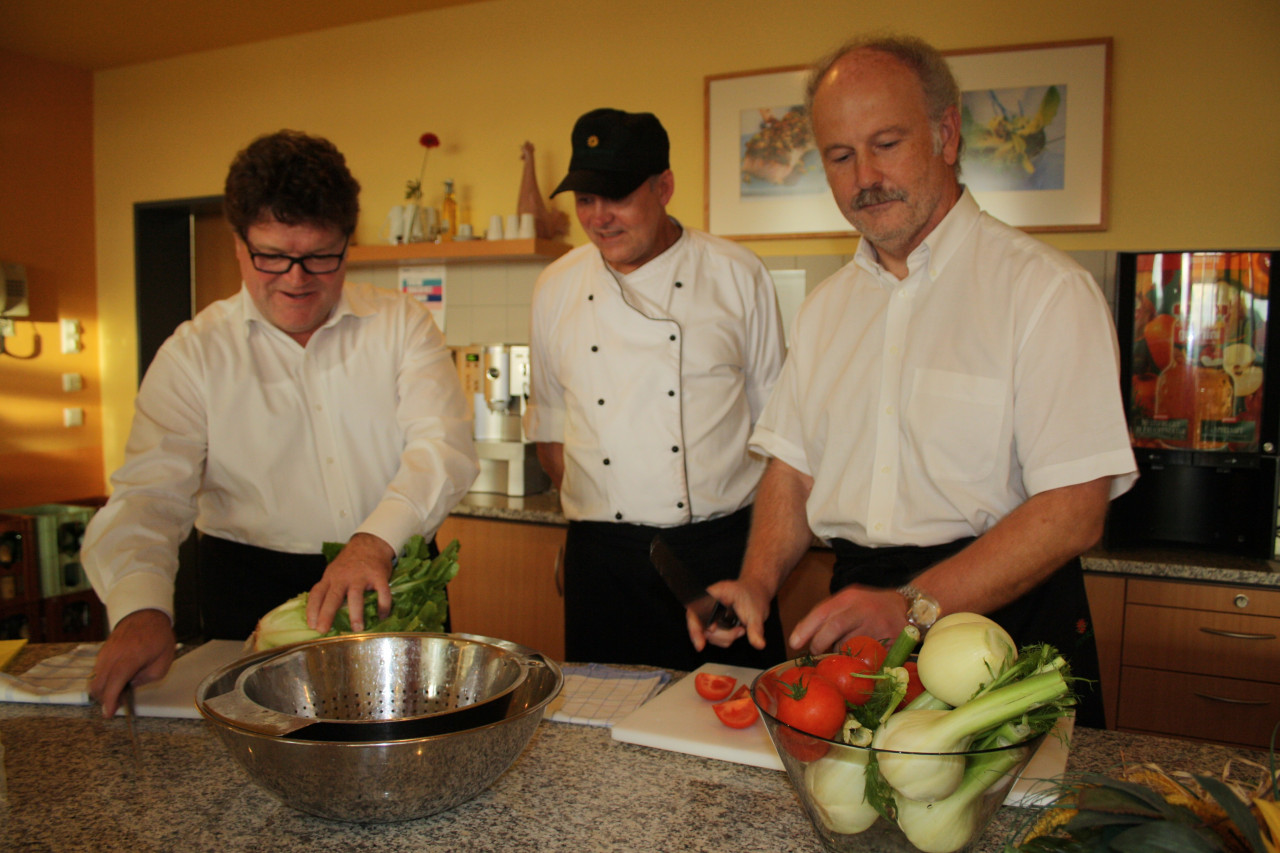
[649,537,739,630]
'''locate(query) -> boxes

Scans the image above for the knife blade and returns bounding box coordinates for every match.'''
[649,536,739,630]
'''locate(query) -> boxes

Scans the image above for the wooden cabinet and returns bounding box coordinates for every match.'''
[777,549,834,657]
[1084,573,1125,730]
[437,516,566,661]
[1112,576,1280,748]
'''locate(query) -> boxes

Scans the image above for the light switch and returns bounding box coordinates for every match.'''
[63,407,84,428]
[62,372,83,392]
[60,319,82,354]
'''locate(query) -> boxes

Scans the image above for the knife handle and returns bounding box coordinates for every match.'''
[710,602,739,630]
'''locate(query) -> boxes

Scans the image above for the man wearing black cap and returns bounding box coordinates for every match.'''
[524,108,789,669]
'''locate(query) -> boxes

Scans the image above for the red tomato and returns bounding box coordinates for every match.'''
[897,661,925,710]
[712,696,758,729]
[694,673,737,702]
[777,725,830,762]
[725,684,750,703]
[815,654,877,706]
[838,635,888,672]
[774,672,846,740]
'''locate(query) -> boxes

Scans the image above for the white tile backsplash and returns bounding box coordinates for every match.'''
[354,247,1121,349]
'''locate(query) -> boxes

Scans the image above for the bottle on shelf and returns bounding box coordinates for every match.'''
[439,179,458,242]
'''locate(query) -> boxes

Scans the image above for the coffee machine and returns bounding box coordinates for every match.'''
[455,344,550,496]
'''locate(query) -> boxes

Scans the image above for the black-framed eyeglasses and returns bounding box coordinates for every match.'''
[246,236,349,275]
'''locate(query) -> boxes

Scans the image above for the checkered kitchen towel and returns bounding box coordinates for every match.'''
[0,643,99,704]
[545,663,670,727]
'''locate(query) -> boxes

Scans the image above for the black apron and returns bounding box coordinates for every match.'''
[564,506,787,670]
[829,537,1105,729]
[196,534,440,641]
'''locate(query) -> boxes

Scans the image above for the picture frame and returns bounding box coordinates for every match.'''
[945,38,1111,232]
[703,39,1112,239]
[704,65,850,240]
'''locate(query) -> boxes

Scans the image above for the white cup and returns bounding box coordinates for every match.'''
[458,223,474,240]
[382,205,407,244]
[518,212,537,239]
[505,215,521,240]
[487,214,504,240]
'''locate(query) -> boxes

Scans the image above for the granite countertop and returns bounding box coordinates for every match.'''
[452,491,1280,589]
[1,643,1271,852]
[1082,544,1280,588]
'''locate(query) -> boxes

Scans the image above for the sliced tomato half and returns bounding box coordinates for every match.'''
[713,695,758,729]
[693,672,737,702]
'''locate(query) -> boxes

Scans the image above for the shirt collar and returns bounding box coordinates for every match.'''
[852,186,980,284]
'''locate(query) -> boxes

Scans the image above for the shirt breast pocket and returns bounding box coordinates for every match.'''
[906,368,1007,482]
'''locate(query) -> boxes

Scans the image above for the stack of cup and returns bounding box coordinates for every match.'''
[487,214,504,241]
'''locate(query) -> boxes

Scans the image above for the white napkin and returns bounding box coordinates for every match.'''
[545,663,670,727]
[0,642,99,704]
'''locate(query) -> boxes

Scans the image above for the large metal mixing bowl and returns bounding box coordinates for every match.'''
[195,633,563,823]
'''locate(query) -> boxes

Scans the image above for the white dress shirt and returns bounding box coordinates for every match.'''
[525,224,785,525]
[83,282,479,626]
[751,190,1137,546]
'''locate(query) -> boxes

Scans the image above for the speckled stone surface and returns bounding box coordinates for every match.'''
[0,645,1270,852]
[450,490,566,525]
[1082,545,1280,588]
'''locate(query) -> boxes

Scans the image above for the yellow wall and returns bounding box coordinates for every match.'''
[0,50,104,506]
[90,0,1280,479]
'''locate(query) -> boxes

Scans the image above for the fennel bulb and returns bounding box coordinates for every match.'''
[252,592,323,650]
[915,614,1016,707]
[803,747,879,835]
[871,666,1068,802]
[250,536,459,651]
[894,745,1025,853]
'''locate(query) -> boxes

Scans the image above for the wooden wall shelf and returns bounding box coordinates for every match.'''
[346,238,573,266]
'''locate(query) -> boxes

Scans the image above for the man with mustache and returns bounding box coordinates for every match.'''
[525,108,788,669]
[690,35,1137,727]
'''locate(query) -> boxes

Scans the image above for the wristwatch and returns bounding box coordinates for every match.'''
[897,584,942,634]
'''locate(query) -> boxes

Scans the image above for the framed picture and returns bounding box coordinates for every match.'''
[704,65,851,240]
[946,38,1111,232]
[703,38,1111,239]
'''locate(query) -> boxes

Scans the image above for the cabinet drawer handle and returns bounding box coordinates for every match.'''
[1192,691,1271,706]
[1198,627,1276,641]
[553,545,564,598]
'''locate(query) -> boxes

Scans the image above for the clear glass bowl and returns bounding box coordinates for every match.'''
[750,661,1045,853]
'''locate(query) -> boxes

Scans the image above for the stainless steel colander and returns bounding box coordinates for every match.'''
[203,632,529,739]
[196,632,563,822]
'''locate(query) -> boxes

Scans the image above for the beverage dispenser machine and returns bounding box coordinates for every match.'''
[1107,250,1280,558]
[455,344,550,496]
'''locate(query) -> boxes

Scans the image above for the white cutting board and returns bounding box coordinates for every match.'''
[611,663,784,770]
[612,662,1072,806]
[134,639,248,718]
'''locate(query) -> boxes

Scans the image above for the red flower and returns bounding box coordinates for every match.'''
[420,133,440,149]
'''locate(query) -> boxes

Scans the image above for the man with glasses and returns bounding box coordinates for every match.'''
[84,130,478,716]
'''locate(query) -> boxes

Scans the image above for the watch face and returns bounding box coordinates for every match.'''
[909,596,940,629]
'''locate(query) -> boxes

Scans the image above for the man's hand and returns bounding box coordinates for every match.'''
[788,585,908,654]
[686,576,773,651]
[87,609,176,718]
[306,532,396,633]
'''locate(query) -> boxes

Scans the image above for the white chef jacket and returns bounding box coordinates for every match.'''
[525,223,785,525]
[751,190,1137,546]
[83,282,479,627]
